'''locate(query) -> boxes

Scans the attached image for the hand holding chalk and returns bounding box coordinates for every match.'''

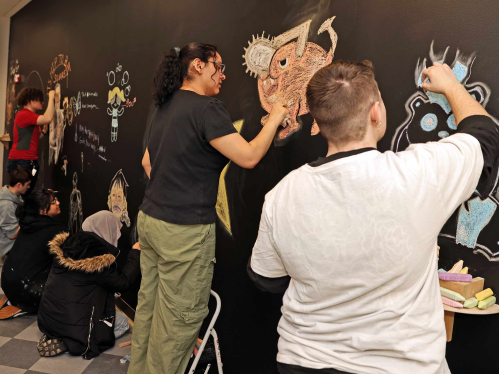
[420,62,461,95]
[268,102,289,128]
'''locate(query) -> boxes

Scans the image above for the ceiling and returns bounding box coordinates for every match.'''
[0,0,30,18]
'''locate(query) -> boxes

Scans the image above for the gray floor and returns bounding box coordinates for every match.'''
[0,262,132,374]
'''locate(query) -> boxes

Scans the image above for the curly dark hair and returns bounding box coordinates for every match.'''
[16,87,44,107]
[16,189,55,220]
[153,42,217,107]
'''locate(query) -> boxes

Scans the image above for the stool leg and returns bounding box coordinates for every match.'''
[444,311,455,342]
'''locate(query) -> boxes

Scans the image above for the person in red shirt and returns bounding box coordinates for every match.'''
[7,87,56,197]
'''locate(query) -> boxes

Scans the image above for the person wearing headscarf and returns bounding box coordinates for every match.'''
[0,189,65,319]
[37,211,141,359]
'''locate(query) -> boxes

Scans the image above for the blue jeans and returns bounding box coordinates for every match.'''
[7,159,39,198]
[115,310,130,339]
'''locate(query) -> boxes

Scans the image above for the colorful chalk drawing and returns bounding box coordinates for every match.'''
[5,59,20,133]
[392,41,499,261]
[391,41,490,152]
[69,172,83,235]
[106,64,135,142]
[48,83,66,165]
[48,54,71,90]
[243,16,337,146]
[107,169,130,227]
[216,119,244,234]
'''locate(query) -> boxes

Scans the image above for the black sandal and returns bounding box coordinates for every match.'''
[37,335,69,357]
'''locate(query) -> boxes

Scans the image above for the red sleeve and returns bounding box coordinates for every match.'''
[16,109,41,128]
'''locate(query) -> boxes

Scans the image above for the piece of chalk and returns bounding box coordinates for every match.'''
[459,267,469,274]
[449,260,464,274]
[440,287,465,302]
[475,288,493,301]
[441,296,463,308]
[478,295,496,310]
[438,269,447,274]
[438,273,472,282]
[119,341,131,348]
[463,297,478,309]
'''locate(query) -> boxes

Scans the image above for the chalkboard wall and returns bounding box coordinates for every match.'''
[4,0,499,372]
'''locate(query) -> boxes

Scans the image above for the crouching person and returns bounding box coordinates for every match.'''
[37,211,141,359]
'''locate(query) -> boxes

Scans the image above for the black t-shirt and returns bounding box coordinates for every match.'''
[140,90,237,225]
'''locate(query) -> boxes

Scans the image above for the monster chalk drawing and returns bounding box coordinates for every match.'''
[48,83,66,165]
[108,169,130,227]
[243,16,338,145]
[69,172,83,235]
[106,64,135,142]
[392,41,499,261]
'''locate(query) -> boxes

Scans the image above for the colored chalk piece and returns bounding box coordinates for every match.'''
[475,288,493,301]
[441,296,463,308]
[438,273,472,282]
[463,297,478,309]
[438,269,447,274]
[449,260,464,274]
[459,267,469,274]
[478,296,496,310]
[439,277,484,299]
[440,287,465,302]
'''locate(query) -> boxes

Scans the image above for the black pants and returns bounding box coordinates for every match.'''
[278,362,353,374]
[7,159,39,198]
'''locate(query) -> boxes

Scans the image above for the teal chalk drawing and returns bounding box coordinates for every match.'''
[456,197,497,248]
[452,61,468,83]
[447,114,457,130]
[415,102,421,107]
[438,131,450,138]
[427,91,452,113]
[420,113,438,131]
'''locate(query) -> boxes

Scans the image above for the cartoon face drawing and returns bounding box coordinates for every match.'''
[49,83,66,165]
[106,65,131,142]
[391,41,490,153]
[244,16,337,146]
[107,169,130,227]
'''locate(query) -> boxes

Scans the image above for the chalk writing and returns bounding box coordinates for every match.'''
[48,54,71,90]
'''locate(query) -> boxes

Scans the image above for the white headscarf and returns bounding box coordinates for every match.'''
[82,211,122,247]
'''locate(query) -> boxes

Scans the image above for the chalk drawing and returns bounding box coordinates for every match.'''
[5,60,20,132]
[81,152,84,172]
[61,155,68,176]
[69,172,83,235]
[108,169,130,227]
[106,64,136,142]
[456,197,497,248]
[216,119,244,235]
[243,16,337,146]
[75,124,107,158]
[391,41,490,152]
[48,83,66,165]
[48,54,71,90]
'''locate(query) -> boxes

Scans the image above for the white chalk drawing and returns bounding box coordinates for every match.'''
[61,155,68,176]
[69,172,83,235]
[6,60,20,132]
[48,83,66,165]
[108,169,130,227]
[392,41,499,261]
[243,16,337,145]
[81,152,84,172]
[106,64,136,142]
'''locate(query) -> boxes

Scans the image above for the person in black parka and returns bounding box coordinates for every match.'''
[0,189,66,319]
[37,210,141,359]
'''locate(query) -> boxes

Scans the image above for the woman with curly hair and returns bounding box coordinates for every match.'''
[7,87,56,197]
[130,43,288,374]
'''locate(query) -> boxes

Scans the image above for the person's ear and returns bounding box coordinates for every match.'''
[370,102,382,127]
[191,58,205,75]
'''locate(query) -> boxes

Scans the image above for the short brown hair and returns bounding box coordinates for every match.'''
[306,60,380,144]
[16,87,44,107]
[9,166,31,187]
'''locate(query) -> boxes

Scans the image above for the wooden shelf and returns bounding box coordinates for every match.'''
[0,135,11,150]
[444,303,499,315]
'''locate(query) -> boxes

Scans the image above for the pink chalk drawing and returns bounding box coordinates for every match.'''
[243,16,338,146]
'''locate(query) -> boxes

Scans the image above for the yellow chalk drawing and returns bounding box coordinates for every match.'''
[216,119,244,235]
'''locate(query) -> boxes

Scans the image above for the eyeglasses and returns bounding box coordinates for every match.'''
[51,197,59,205]
[210,61,226,75]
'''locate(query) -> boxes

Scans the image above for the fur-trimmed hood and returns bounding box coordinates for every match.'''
[49,231,119,273]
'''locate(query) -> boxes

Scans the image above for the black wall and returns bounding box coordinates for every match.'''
[4,0,499,372]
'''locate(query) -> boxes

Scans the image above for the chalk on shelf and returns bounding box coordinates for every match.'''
[438,269,447,274]
[475,288,493,301]
[463,297,478,309]
[448,260,464,274]
[438,273,472,282]
[440,287,465,302]
[459,267,469,274]
[439,277,484,299]
[441,296,463,308]
[478,295,496,310]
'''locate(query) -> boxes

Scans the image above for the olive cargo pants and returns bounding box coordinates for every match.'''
[128,211,216,374]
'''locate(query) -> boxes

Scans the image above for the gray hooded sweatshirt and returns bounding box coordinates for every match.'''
[0,186,22,256]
